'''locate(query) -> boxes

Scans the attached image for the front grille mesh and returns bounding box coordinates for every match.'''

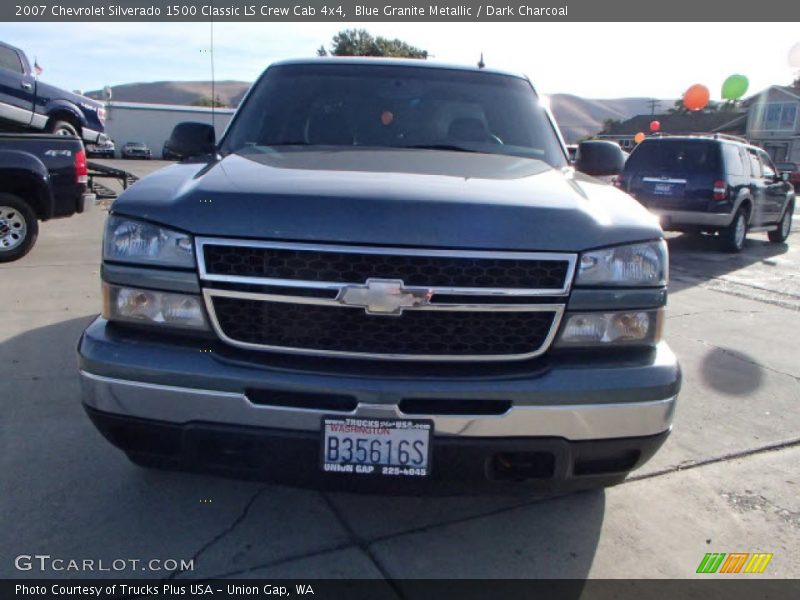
[212,296,556,357]
[203,245,570,290]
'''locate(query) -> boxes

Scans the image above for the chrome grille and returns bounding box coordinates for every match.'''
[197,238,575,361]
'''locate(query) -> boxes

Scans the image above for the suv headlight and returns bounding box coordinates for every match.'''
[103,216,194,268]
[576,240,668,287]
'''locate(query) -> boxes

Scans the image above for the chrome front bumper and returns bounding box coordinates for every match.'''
[80,370,676,441]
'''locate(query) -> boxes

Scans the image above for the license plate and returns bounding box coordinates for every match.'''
[321,417,432,478]
[653,183,676,195]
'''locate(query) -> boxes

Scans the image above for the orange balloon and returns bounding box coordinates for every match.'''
[634,132,646,144]
[683,84,710,111]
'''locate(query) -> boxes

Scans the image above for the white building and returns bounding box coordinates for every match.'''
[103,102,236,159]
[746,86,800,164]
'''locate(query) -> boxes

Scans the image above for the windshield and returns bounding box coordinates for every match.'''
[221,62,566,167]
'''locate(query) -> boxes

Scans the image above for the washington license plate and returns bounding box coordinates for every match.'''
[321,417,432,478]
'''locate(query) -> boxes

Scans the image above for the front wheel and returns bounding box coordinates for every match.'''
[768,201,794,243]
[721,207,748,252]
[0,193,39,263]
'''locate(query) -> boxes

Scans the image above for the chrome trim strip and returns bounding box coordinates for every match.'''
[195,237,578,297]
[80,371,676,440]
[201,288,565,362]
[642,177,687,184]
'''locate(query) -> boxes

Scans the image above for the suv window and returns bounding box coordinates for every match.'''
[746,149,761,178]
[0,46,23,74]
[625,140,721,174]
[721,143,745,176]
[756,150,777,179]
[222,63,566,167]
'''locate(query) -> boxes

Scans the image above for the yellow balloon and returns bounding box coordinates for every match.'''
[634,132,646,144]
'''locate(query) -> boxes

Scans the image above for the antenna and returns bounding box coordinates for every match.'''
[478,53,485,69]
[210,17,216,132]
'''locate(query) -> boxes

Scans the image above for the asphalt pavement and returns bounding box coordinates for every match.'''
[1,159,798,580]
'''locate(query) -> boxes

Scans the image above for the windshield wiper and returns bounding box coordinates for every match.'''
[400,144,480,153]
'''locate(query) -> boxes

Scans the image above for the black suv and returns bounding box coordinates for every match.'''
[619,135,794,251]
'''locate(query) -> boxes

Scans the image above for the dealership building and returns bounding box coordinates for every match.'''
[102,102,235,158]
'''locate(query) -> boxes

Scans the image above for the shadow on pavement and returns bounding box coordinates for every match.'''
[699,346,764,396]
[1,316,606,581]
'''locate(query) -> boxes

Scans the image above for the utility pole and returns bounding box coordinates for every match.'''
[647,99,660,115]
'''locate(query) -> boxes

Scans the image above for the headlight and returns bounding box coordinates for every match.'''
[576,241,667,287]
[102,284,209,330]
[556,309,663,347]
[103,216,194,268]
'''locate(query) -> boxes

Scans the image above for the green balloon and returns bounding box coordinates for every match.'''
[721,74,749,100]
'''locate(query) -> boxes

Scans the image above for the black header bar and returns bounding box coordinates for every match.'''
[4,0,800,22]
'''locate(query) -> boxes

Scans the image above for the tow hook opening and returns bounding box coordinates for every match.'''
[490,451,556,481]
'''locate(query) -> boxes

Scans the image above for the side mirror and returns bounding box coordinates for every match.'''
[167,122,216,159]
[780,171,790,182]
[575,140,626,177]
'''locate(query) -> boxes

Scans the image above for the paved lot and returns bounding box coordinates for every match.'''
[1,160,799,580]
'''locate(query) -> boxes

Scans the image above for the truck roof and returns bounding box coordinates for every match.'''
[269,56,530,81]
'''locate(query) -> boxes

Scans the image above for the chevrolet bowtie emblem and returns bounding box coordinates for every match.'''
[338,279,433,315]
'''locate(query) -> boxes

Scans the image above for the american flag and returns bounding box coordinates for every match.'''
[33,58,42,76]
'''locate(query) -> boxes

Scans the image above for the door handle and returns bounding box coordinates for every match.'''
[21,82,33,90]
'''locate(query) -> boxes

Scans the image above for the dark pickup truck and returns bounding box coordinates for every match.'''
[0,133,89,261]
[78,58,680,494]
[0,41,106,143]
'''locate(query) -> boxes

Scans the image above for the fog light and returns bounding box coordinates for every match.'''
[556,310,662,347]
[102,284,208,330]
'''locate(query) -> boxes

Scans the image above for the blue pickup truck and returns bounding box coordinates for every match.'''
[78,58,680,494]
[0,41,106,144]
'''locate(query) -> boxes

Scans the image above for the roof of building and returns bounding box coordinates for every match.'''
[602,112,748,137]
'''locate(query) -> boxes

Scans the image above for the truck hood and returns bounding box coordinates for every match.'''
[111,148,662,252]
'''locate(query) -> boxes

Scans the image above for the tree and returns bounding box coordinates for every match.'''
[317,29,428,59]
[601,118,621,133]
[667,98,688,115]
[192,95,226,108]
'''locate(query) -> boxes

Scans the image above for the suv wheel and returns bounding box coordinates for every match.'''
[768,201,793,243]
[722,207,748,252]
[0,194,39,263]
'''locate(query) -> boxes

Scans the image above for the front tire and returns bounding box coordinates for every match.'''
[768,201,793,243]
[721,207,748,252]
[0,194,39,263]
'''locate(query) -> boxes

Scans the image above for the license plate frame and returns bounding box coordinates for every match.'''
[320,416,433,478]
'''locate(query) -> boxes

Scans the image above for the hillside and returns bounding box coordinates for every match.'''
[85,80,250,107]
[549,94,675,142]
[86,81,671,142]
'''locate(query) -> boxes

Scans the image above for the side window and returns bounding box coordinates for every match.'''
[722,144,744,176]
[746,150,761,178]
[0,47,23,74]
[758,151,776,179]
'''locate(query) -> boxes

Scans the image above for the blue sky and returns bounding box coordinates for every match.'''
[3,22,799,99]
